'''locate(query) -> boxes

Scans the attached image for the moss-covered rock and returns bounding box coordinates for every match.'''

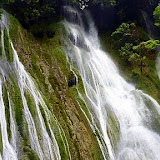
[11,14,103,159]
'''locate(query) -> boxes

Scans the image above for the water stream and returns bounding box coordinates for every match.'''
[64,6,160,160]
[0,11,68,160]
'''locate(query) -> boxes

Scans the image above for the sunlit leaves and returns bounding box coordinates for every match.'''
[133,40,160,54]
[111,23,130,38]
[119,43,133,57]
[153,3,160,26]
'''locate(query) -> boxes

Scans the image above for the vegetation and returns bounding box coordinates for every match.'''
[101,25,160,104]
[154,3,160,26]
[1,0,160,159]
[7,12,103,159]
[111,22,160,74]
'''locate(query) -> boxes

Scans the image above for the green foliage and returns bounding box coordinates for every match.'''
[23,146,40,160]
[128,52,141,64]
[119,43,133,57]
[3,85,11,140]
[111,23,130,38]
[111,22,144,43]
[112,22,152,73]
[143,40,160,50]
[153,3,160,26]
[2,0,56,28]
[23,0,56,21]
[118,39,159,74]
[119,43,141,66]
[133,40,160,54]
[112,23,159,73]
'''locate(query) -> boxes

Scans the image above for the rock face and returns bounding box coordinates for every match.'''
[88,5,119,31]
[12,16,103,159]
[87,0,159,31]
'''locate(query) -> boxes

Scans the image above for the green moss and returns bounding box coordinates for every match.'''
[11,18,104,159]
[143,96,160,133]
[24,90,38,121]
[30,19,64,40]
[76,97,92,122]
[30,54,48,92]
[4,29,13,62]
[46,112,71,160]
[48,71,61,91]
[8,13,19,40]
[9,78,31,147]
[94,128,109,159]
[67,71,92,123]
[39,104,52,138]
[77,75,85,94]
[12,84,24,136]
[2,85,11,140]
[107,112,120,152]
[24,89,45,140]
[23,146,40,160]
[135,72,160,104]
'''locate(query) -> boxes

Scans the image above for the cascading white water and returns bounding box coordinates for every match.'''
[0,11,70,160]
[64,7,160,160]
[0,77,18,160]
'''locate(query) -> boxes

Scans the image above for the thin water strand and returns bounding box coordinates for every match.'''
[0,77,18,160]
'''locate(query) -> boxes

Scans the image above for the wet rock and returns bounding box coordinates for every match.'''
[68,72,77,87]
[33,32,44,38]
[68,34,89,51]
[46,31,55,38]
[68,76,77,87]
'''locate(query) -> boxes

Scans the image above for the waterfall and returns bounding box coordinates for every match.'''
[64,6,160,160]
[0,11,71,160]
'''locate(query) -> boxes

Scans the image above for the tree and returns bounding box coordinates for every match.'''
[153,3,160,26]
[118,40,160,74]
[133,40,160,54]
[111,22,142,47]
[111,23,130,38]
[133,40,160,74]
